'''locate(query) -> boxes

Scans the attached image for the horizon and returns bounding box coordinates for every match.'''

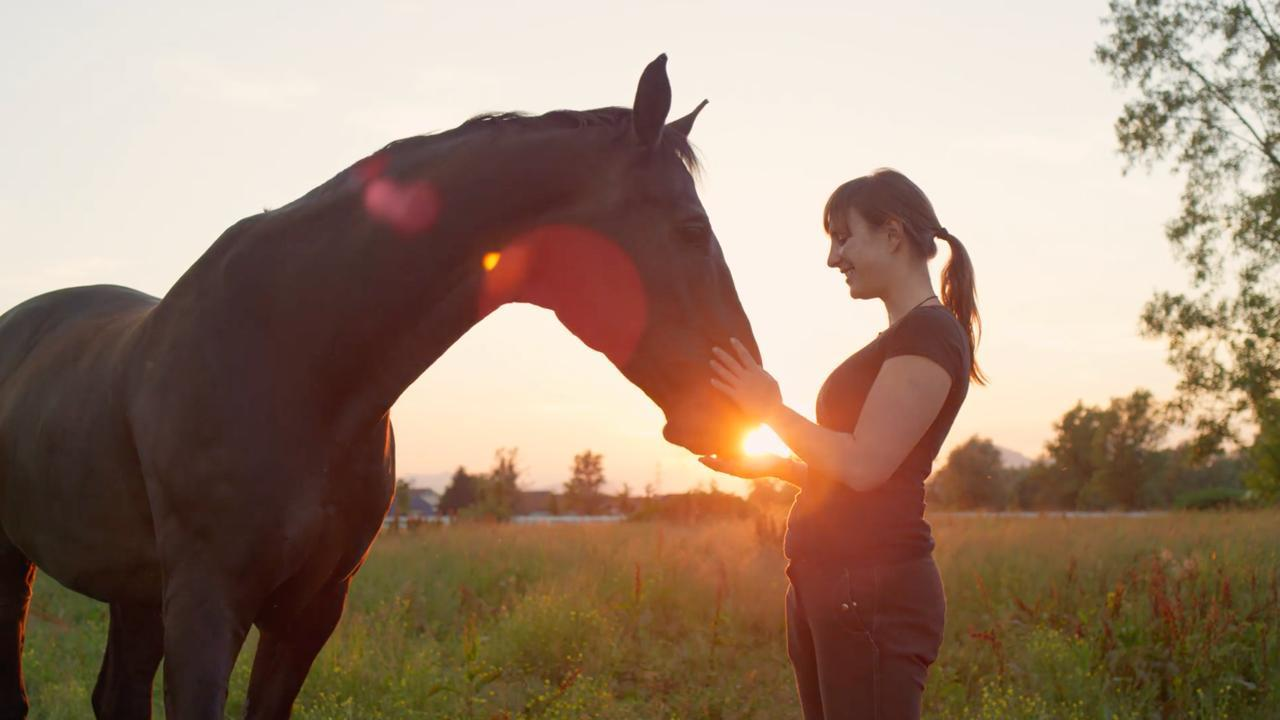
[396,443,1039,495]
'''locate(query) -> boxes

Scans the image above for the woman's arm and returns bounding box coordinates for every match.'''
[710,339,950,493]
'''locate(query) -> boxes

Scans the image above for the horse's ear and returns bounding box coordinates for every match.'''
[667,99,708,138]
[632,54,672,147]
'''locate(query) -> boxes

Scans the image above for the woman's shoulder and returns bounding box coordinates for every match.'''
[882,305,969,374]
[890,304,964,339]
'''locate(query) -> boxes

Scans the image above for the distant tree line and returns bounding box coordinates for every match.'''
[437,448,639,520]
[431,447,768,523]
[927,388,1277,511]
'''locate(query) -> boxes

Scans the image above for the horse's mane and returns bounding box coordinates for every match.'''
[381,106,701,173]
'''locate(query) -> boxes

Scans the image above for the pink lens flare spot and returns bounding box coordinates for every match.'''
[363,178,440,237]
[477,225,648,367]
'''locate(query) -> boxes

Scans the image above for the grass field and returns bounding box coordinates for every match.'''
[20,510,1280,719]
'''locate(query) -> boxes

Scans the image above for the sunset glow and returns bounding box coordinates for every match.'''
[742,425,792,457]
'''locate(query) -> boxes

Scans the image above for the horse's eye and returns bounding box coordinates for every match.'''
[680,224,712,249]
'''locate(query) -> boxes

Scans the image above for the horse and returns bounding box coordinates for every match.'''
[0,55,760,718]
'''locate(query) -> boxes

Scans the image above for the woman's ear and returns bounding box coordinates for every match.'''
[883,218,906,253]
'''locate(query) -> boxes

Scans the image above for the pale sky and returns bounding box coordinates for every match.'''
[1,1,1187,495]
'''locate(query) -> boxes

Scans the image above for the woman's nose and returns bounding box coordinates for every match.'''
[826,244,842,268]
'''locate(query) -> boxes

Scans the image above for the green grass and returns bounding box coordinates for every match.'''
[20,511,1280,718]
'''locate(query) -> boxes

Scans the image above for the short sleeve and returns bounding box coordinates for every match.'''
[882,309,968,382]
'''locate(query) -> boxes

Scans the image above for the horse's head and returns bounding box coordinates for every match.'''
[607,56,763,457]
[476,55,761,457]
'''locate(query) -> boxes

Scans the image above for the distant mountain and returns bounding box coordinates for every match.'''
[996,446,1034,469]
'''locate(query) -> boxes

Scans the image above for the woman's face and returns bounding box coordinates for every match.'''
[827,208,896,300]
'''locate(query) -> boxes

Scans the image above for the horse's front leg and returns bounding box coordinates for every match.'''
[159,565,257,720]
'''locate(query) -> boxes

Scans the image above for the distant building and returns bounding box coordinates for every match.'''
[514,490,555,516]
[383,487,440,526]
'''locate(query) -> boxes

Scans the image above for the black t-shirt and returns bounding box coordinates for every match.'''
[783,304,971,565]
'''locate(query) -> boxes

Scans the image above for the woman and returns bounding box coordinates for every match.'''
[701,168,983,719]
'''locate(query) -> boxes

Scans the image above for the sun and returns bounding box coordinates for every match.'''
[741,424,793,457]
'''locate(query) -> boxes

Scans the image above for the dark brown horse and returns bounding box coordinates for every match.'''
[0,55,759,718]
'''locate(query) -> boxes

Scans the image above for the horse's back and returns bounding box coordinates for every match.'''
[0,284,157,376]
[0,285,162,602]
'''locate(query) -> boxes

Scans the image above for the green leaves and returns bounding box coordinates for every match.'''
[1098,0,1280,453]
[927,436,1011,510]
[1243,396,1280,499]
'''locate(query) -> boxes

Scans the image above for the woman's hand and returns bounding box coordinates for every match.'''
[709,337,783,421]
[698,452,793,481]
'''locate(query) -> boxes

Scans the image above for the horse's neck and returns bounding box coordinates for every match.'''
[176,130,594,439]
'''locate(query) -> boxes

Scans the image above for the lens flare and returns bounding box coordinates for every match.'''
[476,224,648,367]
[363,178,439,236]
[483,252,501,271]
[352,152,441,237]
[742,424,792,457]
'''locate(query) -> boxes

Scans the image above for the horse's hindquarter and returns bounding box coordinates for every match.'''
[0,286,163,603]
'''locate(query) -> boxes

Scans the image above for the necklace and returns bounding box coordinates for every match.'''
[879,294,939,335]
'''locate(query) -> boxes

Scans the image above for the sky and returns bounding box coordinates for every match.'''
[0,1,1190,495]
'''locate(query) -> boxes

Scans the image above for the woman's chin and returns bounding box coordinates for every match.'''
[846,278,884,300]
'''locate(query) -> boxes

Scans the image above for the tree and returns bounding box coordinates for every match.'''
[438,466,479,515]
[391,477,413,528]
[563,450,606,515]
[926,436,1009,509]
[617,482,634,515]
[470,447,521,521]
[1096,0,1280,455]
[1011,461,1066,510]
[1040,402,1110,509]
[1025,390,1171,509]
[1083,390,1170,508]
[1244,396,1280,500]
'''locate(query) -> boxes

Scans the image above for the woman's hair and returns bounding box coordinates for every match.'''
[823,168,986,385]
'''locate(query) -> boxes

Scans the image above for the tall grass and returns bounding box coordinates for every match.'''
[20,511,1280,718]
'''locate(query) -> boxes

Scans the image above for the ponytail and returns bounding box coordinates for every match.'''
[935,229,986,385]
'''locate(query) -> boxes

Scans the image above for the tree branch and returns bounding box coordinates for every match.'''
[1153,111,1268,157]
[1172,49,1280,169]
[1248,0,1280,46]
